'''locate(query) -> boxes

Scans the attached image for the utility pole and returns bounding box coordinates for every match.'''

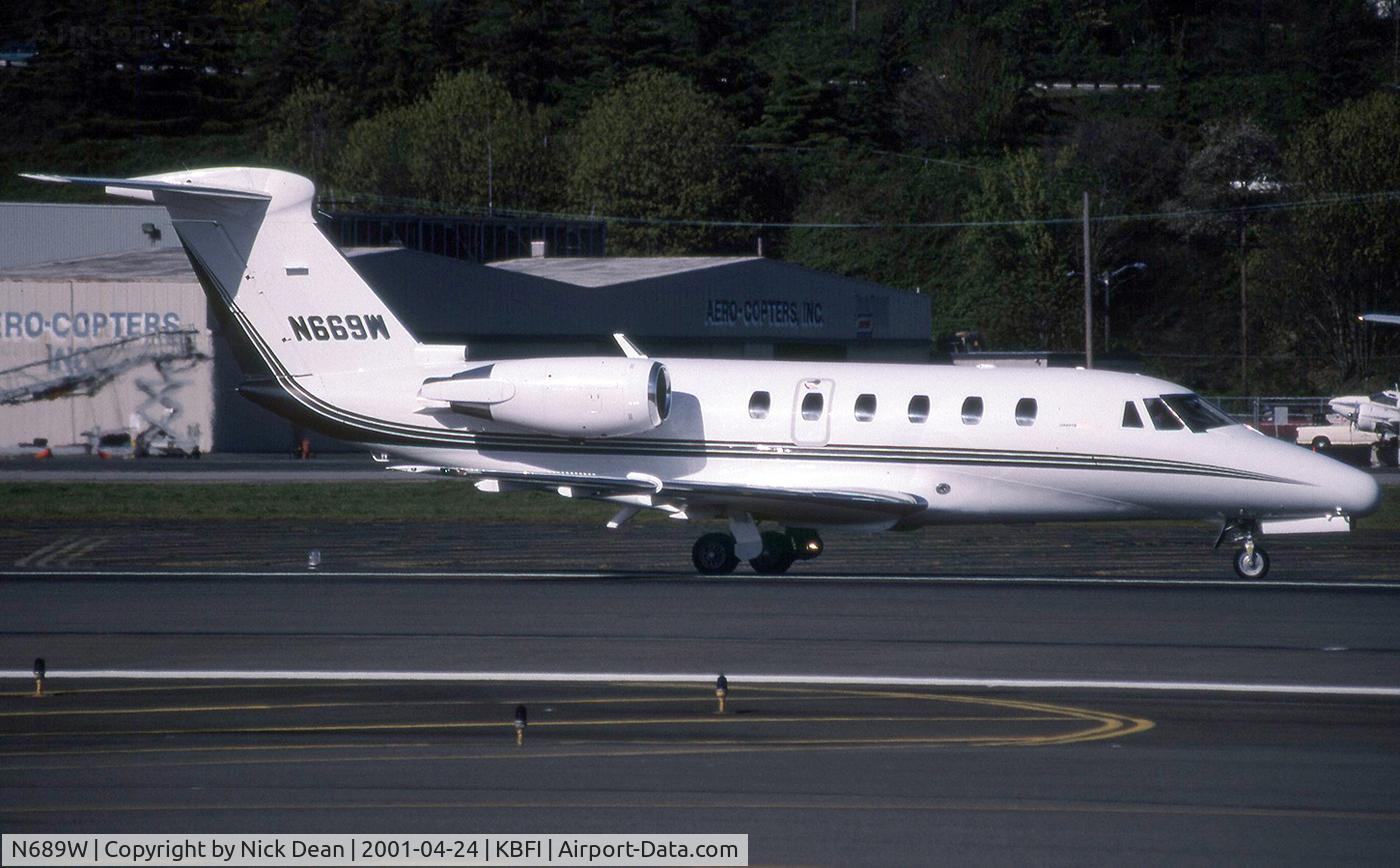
[1083,191,1093,369]
[1240,219,1248,392]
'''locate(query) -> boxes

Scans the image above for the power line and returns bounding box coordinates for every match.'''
[328,188,1400,232]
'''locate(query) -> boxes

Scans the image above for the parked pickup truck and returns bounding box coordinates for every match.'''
[1296,423,1398,466]
[1295,423,1383,451]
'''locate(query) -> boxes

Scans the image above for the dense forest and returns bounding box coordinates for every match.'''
[2,0,1398,392]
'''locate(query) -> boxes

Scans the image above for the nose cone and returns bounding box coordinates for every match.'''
[1324,459,1383,518]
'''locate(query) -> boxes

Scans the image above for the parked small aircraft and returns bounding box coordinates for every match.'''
[25,168,1383,578]
[1328,390,1400,438]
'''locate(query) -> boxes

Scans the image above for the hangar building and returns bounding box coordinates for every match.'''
[1,204,932,453]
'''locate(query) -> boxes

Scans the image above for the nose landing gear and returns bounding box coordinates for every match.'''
[1234,545,1270,579]
[1217,518,1270,579]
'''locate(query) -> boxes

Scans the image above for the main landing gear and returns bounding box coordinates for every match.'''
[691,527,824,575]
[1217,518,1270,580]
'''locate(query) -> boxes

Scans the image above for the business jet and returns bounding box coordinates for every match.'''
[24,168,1383,579]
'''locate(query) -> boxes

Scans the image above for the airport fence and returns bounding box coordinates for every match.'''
[1208,395,1333,439]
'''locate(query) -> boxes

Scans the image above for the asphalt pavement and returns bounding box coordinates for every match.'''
[4,456,1400,864]
[3,563,1400,865]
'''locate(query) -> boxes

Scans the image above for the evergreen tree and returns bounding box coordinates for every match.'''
[568,69,742,252]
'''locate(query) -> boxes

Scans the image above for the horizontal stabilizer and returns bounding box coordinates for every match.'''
[19,172,271,201]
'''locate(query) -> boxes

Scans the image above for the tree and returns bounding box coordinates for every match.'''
[568,70,742,253]
[407,70,557,211]
[895,28,1026,153]
[1172,118,1280,390]
[264,80,353,183]
[943,147,1087,351]
[333,104,422,200]
[1263,92,1400,386]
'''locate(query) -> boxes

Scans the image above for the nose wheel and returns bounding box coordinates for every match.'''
[1233,545,1270,579]
[1218,518,1271,580]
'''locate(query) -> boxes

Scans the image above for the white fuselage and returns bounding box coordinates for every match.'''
[331,356,1381,529]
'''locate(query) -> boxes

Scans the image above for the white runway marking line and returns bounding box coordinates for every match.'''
[13,538,73,567]
[15,537,108,568]
[9,568,1400,591]
[1,670,1398,698]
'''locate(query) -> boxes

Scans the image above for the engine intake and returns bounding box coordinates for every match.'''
[419,357,671,438]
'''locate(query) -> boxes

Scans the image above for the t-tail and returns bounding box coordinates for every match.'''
[21,168,419,385]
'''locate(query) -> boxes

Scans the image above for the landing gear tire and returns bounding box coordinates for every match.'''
[1234,546,1270,579]
[692,533,739,574]
[749,531,796,574]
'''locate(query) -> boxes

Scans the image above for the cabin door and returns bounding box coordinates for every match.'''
[791,378,834,446]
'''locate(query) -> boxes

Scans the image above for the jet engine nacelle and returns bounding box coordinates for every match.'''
[419,358,671,438]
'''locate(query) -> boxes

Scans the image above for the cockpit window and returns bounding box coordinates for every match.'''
[1161,393,1237,432]
[1122,401,1143,428]
[1144,398,1184,431]
[1371,391,1399,407]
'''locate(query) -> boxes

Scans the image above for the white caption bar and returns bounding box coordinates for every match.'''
[2,835,748,867]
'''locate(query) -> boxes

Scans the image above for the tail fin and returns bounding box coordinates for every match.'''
[22,168,418,379]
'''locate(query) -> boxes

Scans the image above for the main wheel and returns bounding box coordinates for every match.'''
[692,533,739,574]
[749,531,796,574]
[1234,546,1270,579]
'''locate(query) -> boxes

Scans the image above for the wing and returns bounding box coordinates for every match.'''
[388,464,927,526]
[1360,313,1400,326]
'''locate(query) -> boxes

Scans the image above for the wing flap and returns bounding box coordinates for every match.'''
[388,464,927,521]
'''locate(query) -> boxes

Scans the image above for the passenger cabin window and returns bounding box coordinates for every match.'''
[854,393,877,421]
[1122,401,1144,428]
[748,391,770,419]
[1015,398,1037,427]
[961,396,983,425]
[801,392,825,421]
[1144,397,1184,431]
[907,395,930,423]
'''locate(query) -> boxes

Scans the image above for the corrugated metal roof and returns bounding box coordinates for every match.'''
[0,248,195,282]
[490,256,758,287]
[0,202,181,270]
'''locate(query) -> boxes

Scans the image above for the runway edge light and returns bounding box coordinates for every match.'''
[715,674,728,714]
[33,657,46,698]
[514,704,528,746]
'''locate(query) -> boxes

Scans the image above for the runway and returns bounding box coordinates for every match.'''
[5,479,1400,866]
[4,558,1400,865]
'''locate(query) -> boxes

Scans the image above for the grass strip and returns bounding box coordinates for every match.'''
[4,481,1397,529]
[3,481,618,523]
